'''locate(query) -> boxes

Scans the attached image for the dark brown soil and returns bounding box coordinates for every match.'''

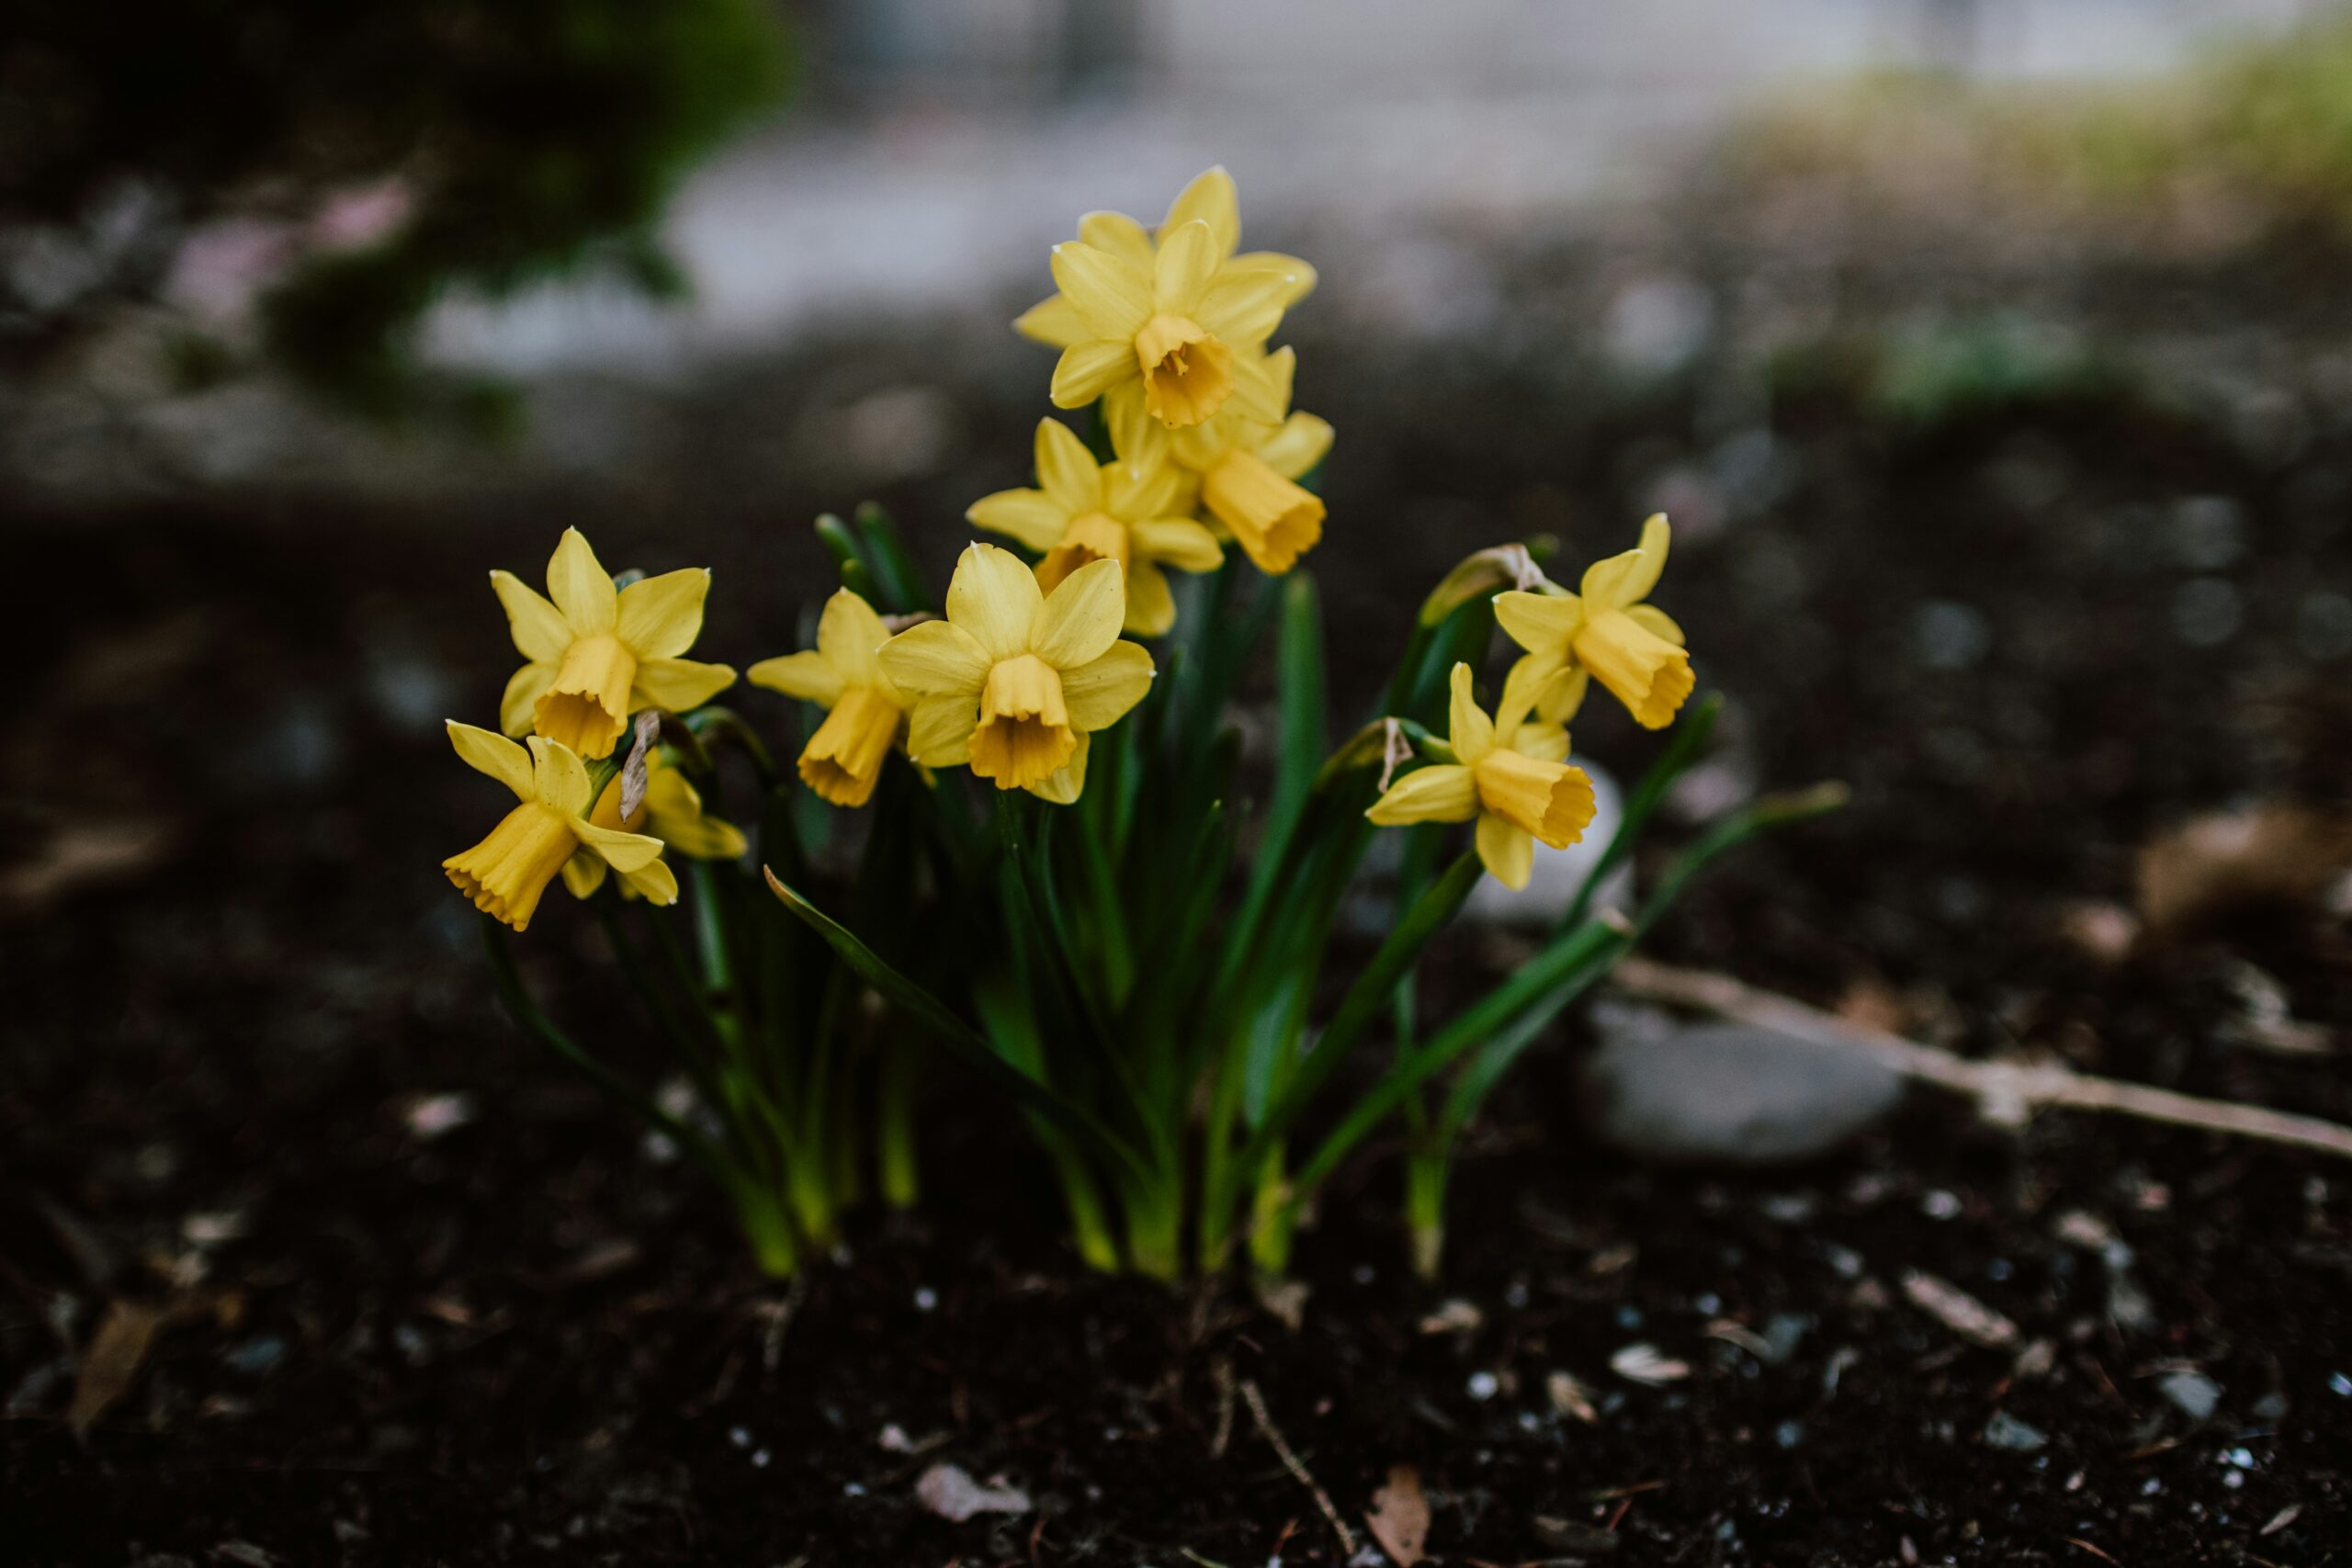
[6,298,2351,1564]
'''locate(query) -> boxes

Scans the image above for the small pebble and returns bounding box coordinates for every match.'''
[1921,1190,1962,1221]
[1465,1371,1499,1402]
[2329,1371,2352,1397]
[1773,1420,1804,1450]
[729,1427,752,1449]
[2159,1370,2222,1422]
[912,1287,937,1312]
[751,1449,770,1468]
[1984,1411,2048,1451]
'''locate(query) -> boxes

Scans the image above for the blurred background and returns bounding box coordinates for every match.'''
[8,0,2352,1553]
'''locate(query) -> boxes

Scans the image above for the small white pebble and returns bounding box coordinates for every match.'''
[843,1482,866,1497]
[1922,1190,1962,1221]
[728,1427,751,1449]
[751,1449,770,1468]
[1466,1371,1499,1401]
[912,1287,938,1312]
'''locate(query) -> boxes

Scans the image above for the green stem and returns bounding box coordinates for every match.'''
[1404,1147,1447,1280]
[876,1035,921,1209]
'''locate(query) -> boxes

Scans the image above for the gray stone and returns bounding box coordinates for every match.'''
[2159,1369,2222,1422]
[1580,1017,1905,1165]
[1983,1411,2048,1451]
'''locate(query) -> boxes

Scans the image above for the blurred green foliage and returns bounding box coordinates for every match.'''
[1,0,790,420]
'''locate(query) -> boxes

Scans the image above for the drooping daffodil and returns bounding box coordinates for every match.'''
[747,590,915,808]
[442,723,676,931]
[1014,166,1316,429]
[1119,344,1331,576]
[491,528,737,760]
[877,544,1154,804]
[570,749,748,900]
[967,418,1223,637]
[1364,662,1597,891]
[1493,513,1692,730]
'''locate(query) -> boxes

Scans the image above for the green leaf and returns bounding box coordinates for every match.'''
[762,867,1148,1183]
[854,502,933,614]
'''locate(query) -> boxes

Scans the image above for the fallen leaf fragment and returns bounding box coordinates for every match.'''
[2261,1504,2301,1536]
[1901,1271,2018,1349]
[1418,1299,1483,1336]
[1609,1343,1690,1385]
[1532,1514,1623,1555]
[914,1461,1031,1522]
[68,1299,175,1438]
[2137,804,2352,942]
[1544,1370,1599,1424]
[1364,1463,1430,1566]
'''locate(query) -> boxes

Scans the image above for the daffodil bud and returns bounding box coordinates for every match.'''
[1417,544,1555,628]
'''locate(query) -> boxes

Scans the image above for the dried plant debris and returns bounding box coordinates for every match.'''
[2136,803,2352,942]
[1364,1463,1430,1566]
[1900,1271,2019,1349]
[1610,1343,1691,1384]
[913,1462,1031,1523]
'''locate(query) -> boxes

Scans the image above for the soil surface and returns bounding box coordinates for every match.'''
[7,244,2352,1564]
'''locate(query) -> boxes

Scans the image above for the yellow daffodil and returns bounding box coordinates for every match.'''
[442,722,676,931]
[967,418,1224,637]
[1117,345,1331,575]
[569,750,748,900]
[1493,513,1692,730]
[491,528,737,760]
[1013,166,1316,430]
[1364,663,1597,891]
[877,544,1154,804]
[746,590,913,808]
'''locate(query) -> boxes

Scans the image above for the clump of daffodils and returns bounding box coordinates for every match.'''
[438,165,1823,1284]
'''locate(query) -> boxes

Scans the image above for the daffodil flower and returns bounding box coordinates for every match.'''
[877,544,1154,804]
[1124,345,1331,575]
[566,749,748,901]
[1014,167,1316,429]
[491,528,737,760]
[1493,513,1693,730]
[967,418,1223,637]
[442,722,677,931]
[1364,663,1597,891]
[746,590,913,807]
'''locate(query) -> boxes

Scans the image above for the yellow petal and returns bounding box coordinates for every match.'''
[1202,450,1322,574]
[618,856,679,906]
[1494,655,1558,735]
[1035,418,1104,515]
[1060,639,1154,729]
[1365,762,1478,826]
[1222,348,1283,423]
[572,818,666,874]
[1255,411,1334,480]
[1623,603,1685,647]
[970,655,1076,789]
[1102,381,1166,469]
[1049,242,1153,340]
[1538,666,1590,726]
[814,588,894,689]
[1104,447,1189,519]
[747,650,845,706]
[797,685,903,807]
[1447,662,1495,764]
[1227,250,1317,306]
[967,488,1069,553]
[491,570,571,662]
[1194,267,1288,345]
[907,694,976,767]
[1032,556,1125,669]
[1079,209,1155,265]
[527,735,594,817]
[946,542,1046,660]
[629,657,736,714]
[448,720,536,802]
[1494,589,1583,663]
[1511,721,1572,764]
[445,802,577,931]
[1152,220,1220,316]
[1121,559,1176,636]
[1581,515,1670,610]
[1014,292,1088,347]
[1026,728,1091,806]
[1161,167,1239,259]
[659,809,747,861]
[1051,341,1137,408]
[878,618,992,696]
[615,568,710,660]
[1475,750,1595,849]
[546,528,616,635]
[1129,518,1224,573]
[1475,814,1536,891]
[561,852,607,900]
[500,663,556,738]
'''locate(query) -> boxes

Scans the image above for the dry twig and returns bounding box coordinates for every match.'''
[1611,957,2352,1162]
[1238,1378,1355,1559]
